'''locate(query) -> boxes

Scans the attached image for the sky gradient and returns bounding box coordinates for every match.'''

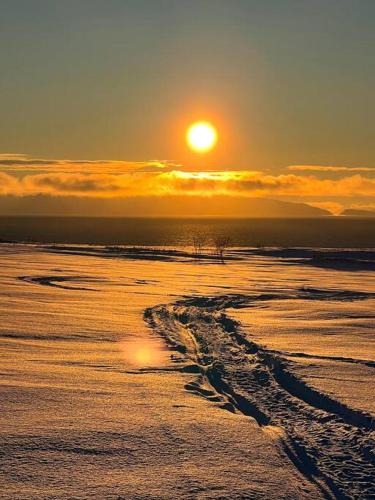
[0,0,374,214]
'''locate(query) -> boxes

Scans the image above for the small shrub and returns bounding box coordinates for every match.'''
[192,233,207,256]
[213,235,231,262]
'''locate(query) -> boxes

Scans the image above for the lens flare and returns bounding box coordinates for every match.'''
[118,337,168,367]
[186,121,217,153]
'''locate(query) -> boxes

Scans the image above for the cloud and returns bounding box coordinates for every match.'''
[161,171,375,198]
[342,202,375,212]
[23,173,129,195]
[306,201,344,215]
[0,154,181,174]
[0,153,29,160]
[0,172,20,195]
[289,165,375,173]
[0,169,373,199]
[1,154,375,202]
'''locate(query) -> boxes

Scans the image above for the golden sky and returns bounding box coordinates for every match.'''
[0,2,374,215]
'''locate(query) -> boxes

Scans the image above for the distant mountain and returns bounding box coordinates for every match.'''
[341,209,375,217]
[0,195,330,218]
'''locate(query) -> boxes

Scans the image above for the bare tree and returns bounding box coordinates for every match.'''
[213,235,231,262]
[191,233,207,256]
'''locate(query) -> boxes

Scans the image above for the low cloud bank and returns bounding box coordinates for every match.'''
[0,155,374,210]
[0,169,374,199]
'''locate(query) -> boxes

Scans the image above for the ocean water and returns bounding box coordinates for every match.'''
[0,216,374,247]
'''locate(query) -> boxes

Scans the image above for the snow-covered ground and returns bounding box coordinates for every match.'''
[0,244,374,498]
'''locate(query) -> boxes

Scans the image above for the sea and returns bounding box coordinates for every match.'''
[0,216,374,248]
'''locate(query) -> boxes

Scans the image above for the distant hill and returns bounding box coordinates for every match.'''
[0,195,330,218]
[341,209,375,217]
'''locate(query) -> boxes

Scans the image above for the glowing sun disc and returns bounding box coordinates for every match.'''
[187,121,217,153]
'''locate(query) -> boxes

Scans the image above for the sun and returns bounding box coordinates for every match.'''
[186,121,217,153]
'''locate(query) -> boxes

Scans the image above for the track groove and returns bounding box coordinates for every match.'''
[145,294,375,499]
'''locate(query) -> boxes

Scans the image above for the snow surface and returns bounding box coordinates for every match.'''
[0,244,374,498]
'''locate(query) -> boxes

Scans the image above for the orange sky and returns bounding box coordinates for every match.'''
[0,2,374,215]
